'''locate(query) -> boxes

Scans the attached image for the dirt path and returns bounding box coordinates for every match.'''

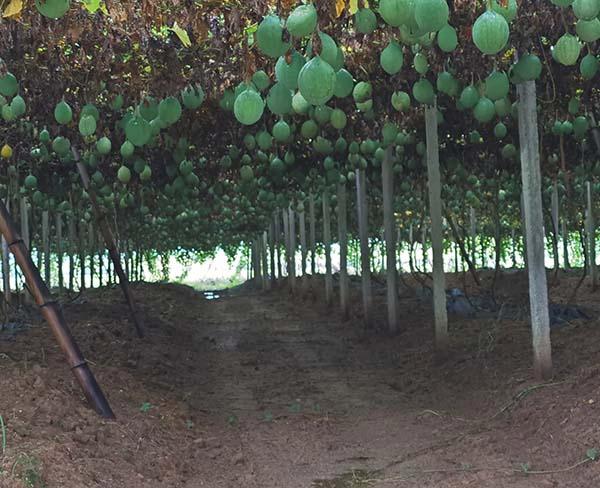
[1,274,600,487]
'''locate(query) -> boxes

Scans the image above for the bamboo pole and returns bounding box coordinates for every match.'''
[75,158,144,338]
[0,200,114,418]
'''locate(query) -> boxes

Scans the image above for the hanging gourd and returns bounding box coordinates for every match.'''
[54,100,73,125]
[437,25,458,52]
[298,56,336,106]
[379,0,413,27]
[484,70,509,101]
[414,0,449,33]
[552,33,582,65]
[575,18,600,42]
[0,72,18,97]
[275,51,306,91]
[472,5,510,55]
[158,97,182,125]
[580,53,599,79]
[473,97,495,123]
[273,119,291,141]
[334,69,354,98]
[266,82,293,115]
[286,4,318,38]
[492,0,517,22]
[234,89,265,125]
[354,8,377,34]
[256,15,290,58]
[79,115,96,137]
[412,79,435,105]
[572,0,600,20]
[380,41,404,75]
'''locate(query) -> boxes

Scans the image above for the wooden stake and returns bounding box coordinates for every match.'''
[517,80,552,380]
[323,190,333,306]
[56,212,64,291]
[425,102,448,355]
[382,147,399,333]
[0,200,114,418]
[75,159,143,337]
[288,206,297,293]
[42,210,50,286]
[337,182,349,320]
[299,209,308,288]
[587,181,597,288]
[356,168,372,326]
[309,193,316,276]
[2,199,10,305]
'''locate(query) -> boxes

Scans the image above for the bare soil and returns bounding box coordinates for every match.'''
[1,269,600,487]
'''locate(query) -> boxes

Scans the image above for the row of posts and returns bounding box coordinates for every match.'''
[249,81,554,381]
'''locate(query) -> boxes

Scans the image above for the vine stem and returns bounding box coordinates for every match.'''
[0,414,6,457]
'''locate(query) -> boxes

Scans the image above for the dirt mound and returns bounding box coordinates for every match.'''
[0,272,599,487]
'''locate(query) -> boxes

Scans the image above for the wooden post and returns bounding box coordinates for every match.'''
[42,210,50,286]
[56,212,64,291]
[469,207,477,268]
[337,182,349,320]
[0,200,114,418]
[20,197,29,250]
[79,220,86,290]
[299,209,308,287]
[309,193,316,275]
[323,190,333,306]
[288,206,297,293]
[382,147,399,333]
[356,168,373,326]
[98,233,104,287]
[2,200,10,305]
[268,222,276,282]
[425,102,448,355]
[252,238,260,284]
[68,216,76,291]
[282,209,290,277]
[562,220,570,269]
[520,192,529,270]
[88,221,95,288]
[262,231,270,290]
[517,80,552,380]
[274,214,282,279]
[75,159,143,337]
[551,182,560,274]
[587,181,597,288]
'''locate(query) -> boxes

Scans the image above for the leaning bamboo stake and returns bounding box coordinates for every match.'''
[337,183,349,319]
[322,190,333,306]
[0,200,115,418]
[74,154,144,338]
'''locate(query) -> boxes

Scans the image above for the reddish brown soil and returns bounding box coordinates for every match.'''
[1,270,600,487]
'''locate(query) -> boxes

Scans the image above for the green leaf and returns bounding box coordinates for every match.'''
[586,448,599,461]
[140,402,153,413]
[170,22,192,48]
[81,0,101,13]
